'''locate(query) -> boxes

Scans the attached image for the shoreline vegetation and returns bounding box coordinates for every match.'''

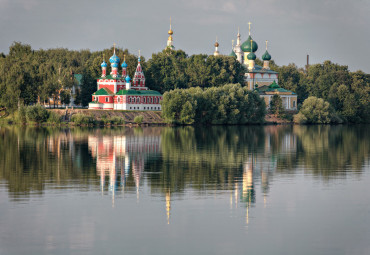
[0,43,369,125]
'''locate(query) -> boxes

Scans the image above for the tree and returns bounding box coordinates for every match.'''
[60,90,71,105]
[269,95,284,115]
[294,96,337,124]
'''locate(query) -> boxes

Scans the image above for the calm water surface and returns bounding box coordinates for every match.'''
[0,125,369,255]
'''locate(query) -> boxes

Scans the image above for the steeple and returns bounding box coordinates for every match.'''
[166,17,175,49]
[262,40,272,69]
[101,54,107,77]
[234,27,243,63]
[121,54,127,77]
[230,40,237,58]
[214,37,220,56]
[109,43,120,78]
[133,51,146,90]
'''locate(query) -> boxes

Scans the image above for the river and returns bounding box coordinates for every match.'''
[0,125,369,255]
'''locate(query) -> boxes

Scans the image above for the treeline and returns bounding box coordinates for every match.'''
[161,83,266,124]
[145,48,245,93]
[1,42,369,123]
[274,61,369,123]
[0,42,142,111]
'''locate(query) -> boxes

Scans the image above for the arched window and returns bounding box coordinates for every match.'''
[129,98,132,103]
[137,97,140,104]
[133,98,136,103]
[144,98,146,103]
[118,97,120,103]
[293,101,296,108]
[105,97,109,103]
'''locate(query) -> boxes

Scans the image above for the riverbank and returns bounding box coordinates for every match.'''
[0,107,295,126]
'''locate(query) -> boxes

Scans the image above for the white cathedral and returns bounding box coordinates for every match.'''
[214,23,298,110]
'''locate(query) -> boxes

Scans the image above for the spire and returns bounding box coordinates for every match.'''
[167,17,174,49]
[262,40,271,69]
[113,43,116,55]
[214,37,220,56]
[248,21,252,35]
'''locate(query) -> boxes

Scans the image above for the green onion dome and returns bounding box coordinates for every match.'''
[229,50,237,57]
[262,50,271,61]
[247,52,256,60]
[269,80,280,88]
[241,36,258,52]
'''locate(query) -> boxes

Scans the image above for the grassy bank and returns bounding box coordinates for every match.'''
[0,106,165,126]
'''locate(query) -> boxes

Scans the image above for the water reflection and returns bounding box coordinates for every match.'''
[0,125,369,203]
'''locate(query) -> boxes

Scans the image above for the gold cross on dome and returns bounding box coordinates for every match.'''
[138,50,141,58]
[170,16,172,29]
[113,43,116,54]
[248,21,252,35]
[266,40,268,50]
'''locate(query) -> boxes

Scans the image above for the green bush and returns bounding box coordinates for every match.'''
[17,105,27,123]
[47,111,61,124]
[109,116,125,125]
[71,113,93,125]
[134,115,144,125]
[294,96,341,124]
[26,104,48,123]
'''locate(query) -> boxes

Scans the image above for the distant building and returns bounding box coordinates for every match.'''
[88,47,162,110]
[228,23,298,110]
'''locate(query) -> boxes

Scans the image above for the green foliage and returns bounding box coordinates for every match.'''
[17,105,27,123]
[269,95,284,115]
[108,116,125,125]
[47,111,61,124]
[294,96,340,124]
[60,90,71,105]
[161,83,266,125]
[70,113,93,125]
[145,49,245,93]
[26,104,49,123]
[134,115,144,125]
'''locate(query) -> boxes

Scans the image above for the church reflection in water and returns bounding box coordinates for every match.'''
[87,126,297,224]
[88,128,161,205]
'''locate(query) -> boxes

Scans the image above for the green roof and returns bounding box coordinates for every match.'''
[116,89,162,96]
[74,74,83,86]
[241,35,258,52]
[262,50,271,61]
[229,50,237,57]
[256,81,296,94]
[93,88,114,96]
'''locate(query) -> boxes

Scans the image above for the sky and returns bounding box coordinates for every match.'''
[0,0,369,73]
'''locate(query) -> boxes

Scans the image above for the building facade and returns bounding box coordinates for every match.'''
[88,49,162,111]
[228,23,298,110]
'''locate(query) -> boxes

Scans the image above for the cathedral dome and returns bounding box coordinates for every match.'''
[112,62,119,68]
[241,36,258,52]
[229,50,237,58]
[262,50,271,61]
[168,29,173,35]
[125,75,131,82]
[121,61,128,68]
[214,41,219,47]
[247,52,256,60]
[101,61,107,68]
[109,54,120,64]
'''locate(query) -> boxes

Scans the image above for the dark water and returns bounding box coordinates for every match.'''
[0,125,369,255]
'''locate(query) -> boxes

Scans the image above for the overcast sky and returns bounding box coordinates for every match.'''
[0,0,369,72]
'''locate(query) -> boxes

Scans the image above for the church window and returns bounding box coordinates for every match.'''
[293,101,296,108]
[144,98,146,103]
[133,98,136,103]
[105,97,109,103]
[118,97,120,103]
[137,98,140,103]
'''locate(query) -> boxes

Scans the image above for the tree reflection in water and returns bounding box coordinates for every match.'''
[0,125,369,210]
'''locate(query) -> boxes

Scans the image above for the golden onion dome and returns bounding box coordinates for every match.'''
[168,29,173,35]
[214,41,219,47]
